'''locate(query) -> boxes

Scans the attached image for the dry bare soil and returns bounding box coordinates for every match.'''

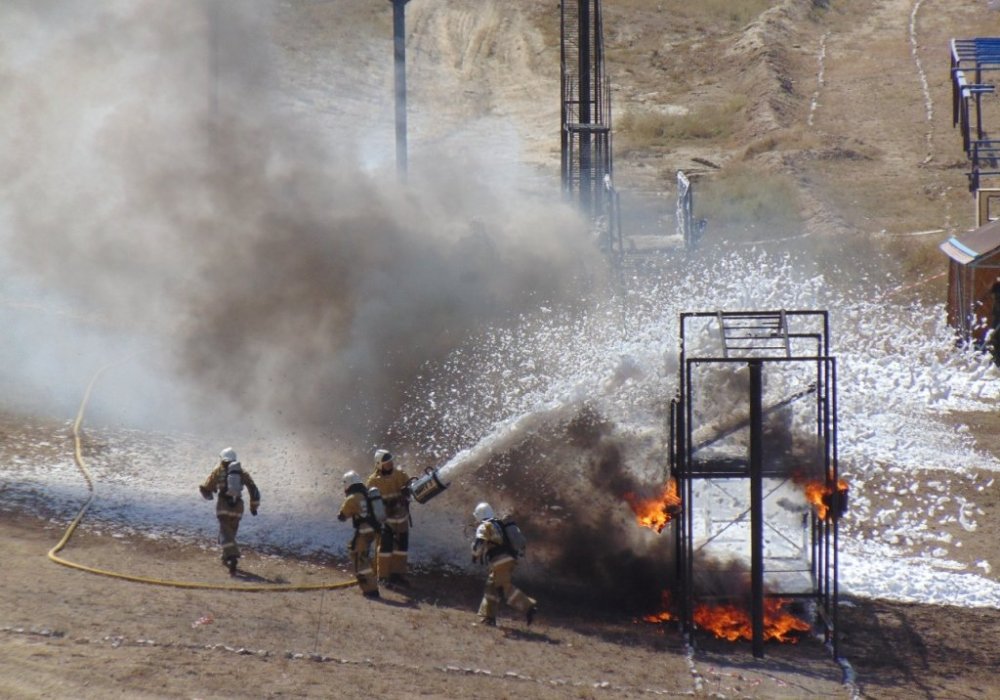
[4,1,1000,699]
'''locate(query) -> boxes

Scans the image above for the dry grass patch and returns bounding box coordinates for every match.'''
[877,232,951,284]
[743,127,823,159]
[616,97,745,154]
[613,0,774,28]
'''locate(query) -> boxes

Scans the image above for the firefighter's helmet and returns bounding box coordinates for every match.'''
[374,449,393,471]
[473,502,494,521]
[219,447,238,464]
[343,470,363,494]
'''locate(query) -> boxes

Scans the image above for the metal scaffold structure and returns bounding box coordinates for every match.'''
[670,310,842,658]
[560,0,622,263]
[951,37,1000,193]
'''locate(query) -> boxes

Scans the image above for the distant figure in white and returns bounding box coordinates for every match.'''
[199,447,261,575]
[470,502,536,628]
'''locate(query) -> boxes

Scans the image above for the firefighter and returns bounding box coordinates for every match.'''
[337,471,381,598]
[470,501,537,627]
[199,447,260,575]
[366,449,413,586]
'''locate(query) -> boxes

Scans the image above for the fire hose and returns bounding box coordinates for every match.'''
[47,360,357,592]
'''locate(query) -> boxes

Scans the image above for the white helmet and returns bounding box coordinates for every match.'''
[219,447,238,463]
[343,470,363,488]
[374,449,393,470]
[473,502,494,521]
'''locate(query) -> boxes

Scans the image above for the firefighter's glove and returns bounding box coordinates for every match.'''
[337,513,347,522]
[199,486,213,500]
[250,505,258,516]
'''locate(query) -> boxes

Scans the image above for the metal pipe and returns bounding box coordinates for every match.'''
[578,0,592,214]
[749,360,764,658]
[391,0,410,178]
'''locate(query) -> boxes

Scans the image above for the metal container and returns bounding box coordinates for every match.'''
[409,467,449,504]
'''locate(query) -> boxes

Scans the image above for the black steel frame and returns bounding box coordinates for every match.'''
[560,0,621,261]
[670,310,840,659]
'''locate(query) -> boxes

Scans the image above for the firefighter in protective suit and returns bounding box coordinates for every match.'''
[337,471,380,598]
[366,449,412,586]
[199,447,261,575]
[471,502,537,627]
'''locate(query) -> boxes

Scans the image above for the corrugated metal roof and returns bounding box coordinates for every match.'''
[940,218,1000,263]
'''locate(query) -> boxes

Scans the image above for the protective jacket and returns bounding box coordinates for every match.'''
[201,462,261,516]
[472,519,514,565]
[338,485,376,536]
[366,468,411,512]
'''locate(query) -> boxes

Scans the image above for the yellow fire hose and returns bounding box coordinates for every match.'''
[47,362,357,592]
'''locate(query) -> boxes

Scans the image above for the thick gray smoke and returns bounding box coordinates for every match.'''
[441,403,676,611]
[0,1,606,441]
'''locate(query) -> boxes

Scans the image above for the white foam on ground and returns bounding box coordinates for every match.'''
[2,250,999,606]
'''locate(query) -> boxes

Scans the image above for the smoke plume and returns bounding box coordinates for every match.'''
[0,1,606,444]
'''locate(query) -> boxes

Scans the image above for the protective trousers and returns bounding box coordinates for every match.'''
[478,558,536,622]
[376,514,409,577]
[216,497,244,562]
[350,529,379,595]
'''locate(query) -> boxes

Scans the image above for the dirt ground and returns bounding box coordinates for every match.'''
[1,508,850,700]
[4,489,1000,700]
[4,0,1000,698]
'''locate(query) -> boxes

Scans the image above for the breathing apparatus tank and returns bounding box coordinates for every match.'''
[367,486,387,524]
[225,462,244,501]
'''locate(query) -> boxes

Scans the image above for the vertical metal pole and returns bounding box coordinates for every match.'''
[975,64,984,140]
[830,358,840,659]
[683,358,694,641]
[210,0,219,119]
[392,0,409,178]
[815,353,826,598]
[577,0,592,215]
[749,360,765,658]
[559,4,568,195]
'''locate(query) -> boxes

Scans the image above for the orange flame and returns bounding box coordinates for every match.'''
[624,479,682,533]
[693,598,810,643]
[802,479,849,520]
[641,591,674,623]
